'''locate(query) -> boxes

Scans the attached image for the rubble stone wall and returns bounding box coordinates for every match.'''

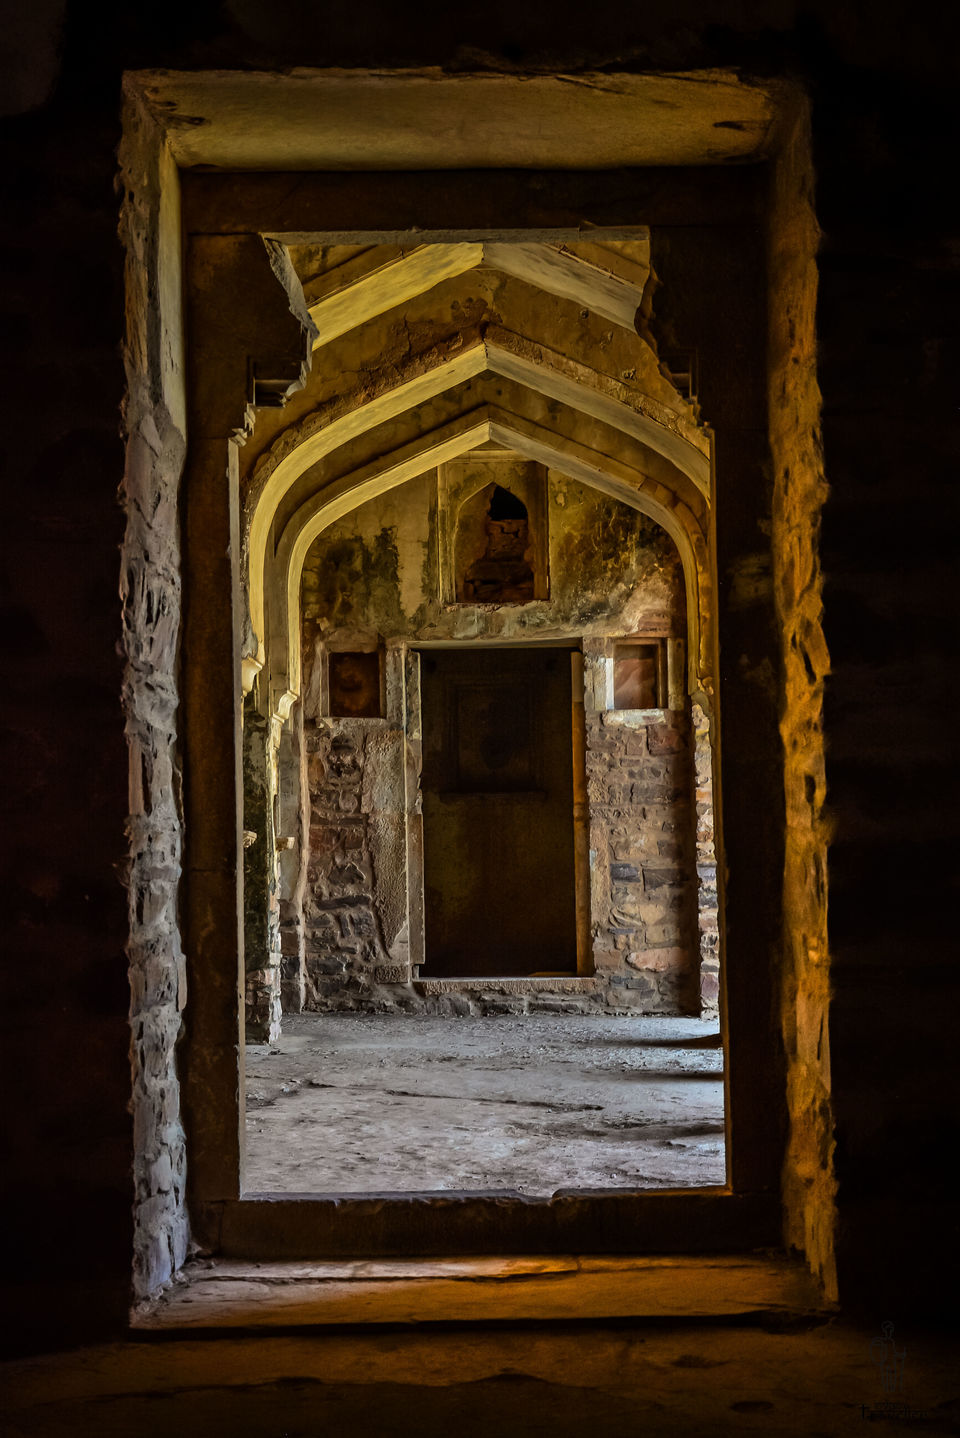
[769,99,836,1299]
[586,707,700,1013]
[302,720,408,1008]
[119,96,190,1299]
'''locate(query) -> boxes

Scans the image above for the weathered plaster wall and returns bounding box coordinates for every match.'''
[301,470,684,645]
[297,469,703,1013]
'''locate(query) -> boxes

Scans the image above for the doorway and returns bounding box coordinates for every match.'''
[121,70,824,1263]
[420,646,578,979]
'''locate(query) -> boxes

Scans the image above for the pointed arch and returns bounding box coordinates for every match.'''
[262,410,712,711]
[247,340,710,666]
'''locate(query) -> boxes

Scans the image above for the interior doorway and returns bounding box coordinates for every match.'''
[420,646,578,979]
[121,65,827,1277]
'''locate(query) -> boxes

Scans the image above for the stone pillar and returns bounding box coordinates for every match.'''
[179,233,314,1213]
[582,638,701,1013]
[242,692,282,1041]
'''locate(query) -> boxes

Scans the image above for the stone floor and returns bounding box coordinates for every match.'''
[244,1013,725,1193]
[4,1321,957,1437]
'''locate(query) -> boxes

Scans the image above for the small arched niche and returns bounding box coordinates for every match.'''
[458,483,534,603]
[439,451,549,605]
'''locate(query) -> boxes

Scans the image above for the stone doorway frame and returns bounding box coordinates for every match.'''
[120,71,833,1294]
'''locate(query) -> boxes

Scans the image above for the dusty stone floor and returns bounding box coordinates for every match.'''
[244,1013,725,1193]
[4,1322,958,1437]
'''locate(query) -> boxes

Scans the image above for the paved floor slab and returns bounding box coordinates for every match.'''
[244,1013,725,1194]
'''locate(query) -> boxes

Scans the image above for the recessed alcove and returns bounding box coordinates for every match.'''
[328,650,382,718]
[440,452,550,606]
[458,484,535,603]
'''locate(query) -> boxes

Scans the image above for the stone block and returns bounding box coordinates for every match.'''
[308,824,340,853]
[478,998,526,1015]
[374,964,410,984]
[593,947,626,972]
[643,867,682,890]
[626,946,686,972]
[645,922,682,947]
[616,978,659,1006]
[610,885,644,913]
[620,731,648,756]
[647,725,685,755]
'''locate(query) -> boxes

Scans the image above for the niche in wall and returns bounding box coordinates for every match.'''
[613,640,667,709]
[329,651,382,718]
[439,449,549,605]
[460,484,534,603]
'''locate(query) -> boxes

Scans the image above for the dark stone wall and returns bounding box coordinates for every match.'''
[1,0,954,1347]
[812,61,959,1319]
[0,74,134,1349]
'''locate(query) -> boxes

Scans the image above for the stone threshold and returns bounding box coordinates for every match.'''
[132,1254,828,1331]
[413,976,600,994]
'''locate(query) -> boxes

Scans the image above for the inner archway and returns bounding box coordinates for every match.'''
[283,454,707,1013]
[240,232,724,1187]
